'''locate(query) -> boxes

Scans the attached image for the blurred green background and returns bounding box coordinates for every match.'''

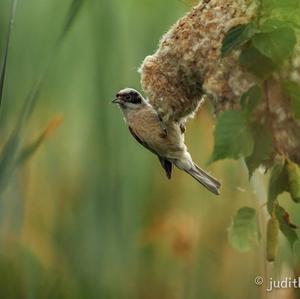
[0,0,300,298]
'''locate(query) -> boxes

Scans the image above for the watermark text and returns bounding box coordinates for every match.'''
[254,276,300,292]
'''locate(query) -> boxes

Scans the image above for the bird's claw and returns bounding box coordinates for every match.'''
[159,116,168,138]
[180,123,186,134]
[159,127,168,138]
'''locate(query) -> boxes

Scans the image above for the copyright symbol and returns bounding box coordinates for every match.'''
[255,276,263,286]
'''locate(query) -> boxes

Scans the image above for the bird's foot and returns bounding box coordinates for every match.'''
[159,117,168,138]
[159,127,168,138]
[179,123,186,134]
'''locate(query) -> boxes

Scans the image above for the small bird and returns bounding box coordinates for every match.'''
[112,88,221,195]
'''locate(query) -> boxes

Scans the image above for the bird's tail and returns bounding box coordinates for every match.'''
[184,163,221,195]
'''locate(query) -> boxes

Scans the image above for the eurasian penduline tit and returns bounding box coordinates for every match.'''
[112,88,221,195]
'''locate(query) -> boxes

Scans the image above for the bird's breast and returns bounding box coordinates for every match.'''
[126,106,185,158]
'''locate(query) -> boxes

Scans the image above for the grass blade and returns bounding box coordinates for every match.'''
[20,0,87,122]
[57,0,86,45]
[0,0,85,196]
[0,0,18,109]
[17,115,63,165]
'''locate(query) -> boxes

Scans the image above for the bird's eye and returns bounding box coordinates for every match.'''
[125,94,131,100]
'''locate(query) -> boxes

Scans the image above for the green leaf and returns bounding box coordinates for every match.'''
[275,205,298,248]
[261,1,300,27]
[228,207,260,252]
[260,19,292,32]
[283,80,300,119]
[294,241,300,262]
[209,111,254,163]
[267,160,289,213]
[240,85,262,119]
[252,26,297,64]
[221,22,257,57]
[239,47,276,79]
[262,0,300,13]
[245,124,273,177]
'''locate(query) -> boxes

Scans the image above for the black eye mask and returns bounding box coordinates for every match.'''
[128,92,142,104]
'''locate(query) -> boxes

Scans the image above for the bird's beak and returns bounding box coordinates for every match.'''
[112,97,122,104]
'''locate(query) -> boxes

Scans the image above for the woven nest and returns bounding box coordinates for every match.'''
[139,0,258,123]
[139,0,300,163]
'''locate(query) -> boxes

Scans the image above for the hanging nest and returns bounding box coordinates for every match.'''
[139,0,300,163]
[139,0,258,123]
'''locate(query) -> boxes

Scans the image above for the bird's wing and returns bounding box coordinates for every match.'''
[128,126,173,179]
[128,126,157,155]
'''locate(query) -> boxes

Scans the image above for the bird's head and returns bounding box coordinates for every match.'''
[112,88,145,110]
